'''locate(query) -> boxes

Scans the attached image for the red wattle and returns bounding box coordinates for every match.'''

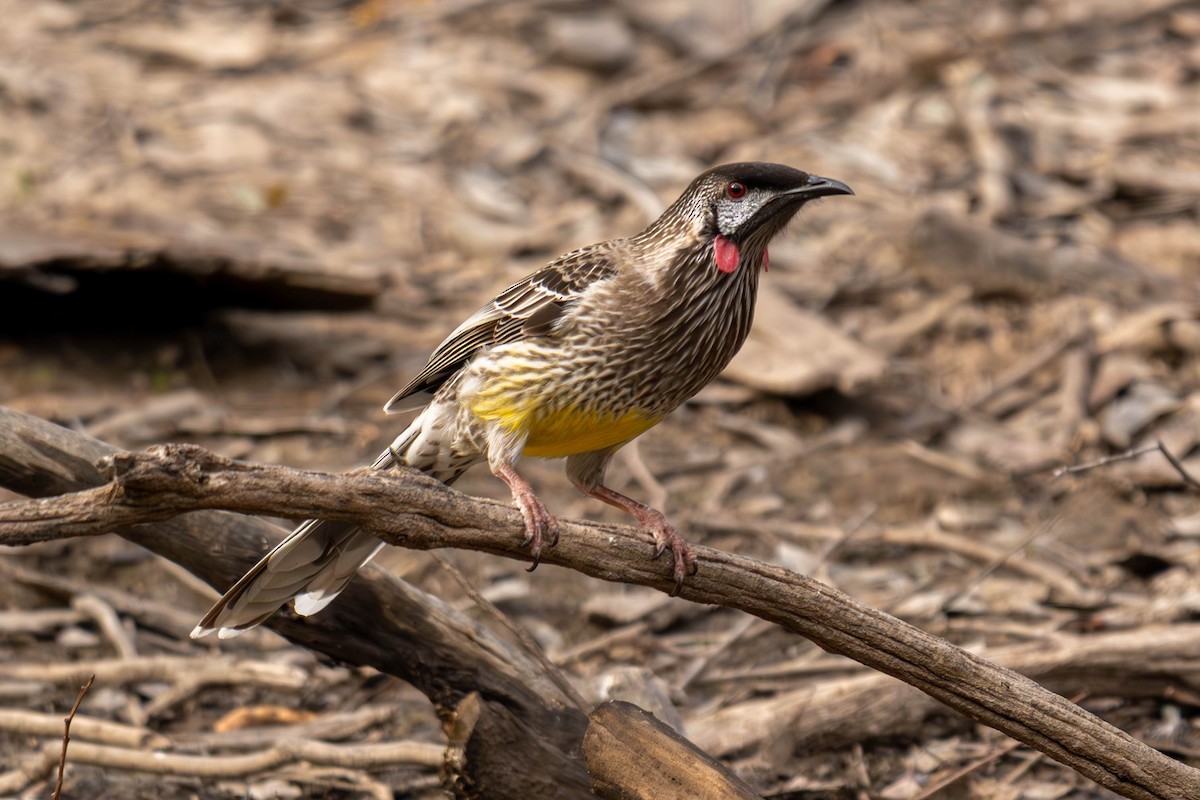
[714,235,739,274]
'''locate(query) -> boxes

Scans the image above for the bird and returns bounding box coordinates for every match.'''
[191,162,852,639]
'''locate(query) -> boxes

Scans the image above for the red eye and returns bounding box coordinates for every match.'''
[725,181,747,199]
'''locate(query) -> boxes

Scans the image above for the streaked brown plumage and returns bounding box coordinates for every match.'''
[192,162,852,638]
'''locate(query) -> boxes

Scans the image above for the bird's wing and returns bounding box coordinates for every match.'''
[384,246,618,413]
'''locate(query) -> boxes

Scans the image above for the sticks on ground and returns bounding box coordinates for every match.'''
[2,737,443,798]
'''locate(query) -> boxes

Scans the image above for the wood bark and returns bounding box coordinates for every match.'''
[583,701,761,800]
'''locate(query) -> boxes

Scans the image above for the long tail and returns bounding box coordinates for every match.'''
[191,433,418,640]
[190,518,384,639]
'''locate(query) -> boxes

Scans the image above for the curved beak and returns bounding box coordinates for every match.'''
[784,174,854,200]
[739,171,853,244]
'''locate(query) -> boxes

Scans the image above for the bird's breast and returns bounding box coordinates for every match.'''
[458,254,759,453]
[459,344,662,457]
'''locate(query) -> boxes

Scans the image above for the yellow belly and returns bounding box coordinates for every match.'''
[472,393,659,457]
[522,407,659,457]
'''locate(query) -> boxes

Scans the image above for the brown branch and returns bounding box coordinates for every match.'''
[689,623,1200,757]
[0,438,1197,797]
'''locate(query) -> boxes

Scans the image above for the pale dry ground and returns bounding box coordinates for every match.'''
[2,1,1200,798]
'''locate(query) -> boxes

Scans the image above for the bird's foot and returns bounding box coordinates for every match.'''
[633,507,697,596]
[493,461,560,571]
[506,479,560,571]
[585,485,698,595]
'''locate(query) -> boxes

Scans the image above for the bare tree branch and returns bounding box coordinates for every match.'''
[1,417,1197,798]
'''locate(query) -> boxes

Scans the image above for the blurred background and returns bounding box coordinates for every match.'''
[2,0,1200,797]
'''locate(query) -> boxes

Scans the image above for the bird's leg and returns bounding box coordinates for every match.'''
[492,461,560,571]
[567,449,698,594]
[586,484,698,596]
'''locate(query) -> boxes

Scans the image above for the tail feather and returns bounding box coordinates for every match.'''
[292,534,386,616]
[191,439,414,640]
[191,519,381,638]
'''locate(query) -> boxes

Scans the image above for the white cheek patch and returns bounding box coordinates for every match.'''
[715,191,770,236]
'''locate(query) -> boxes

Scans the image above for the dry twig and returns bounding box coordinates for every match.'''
[14,737,443,792]
[0,655,306,691]
[1053,440,1200,491]
[52,673,94,800]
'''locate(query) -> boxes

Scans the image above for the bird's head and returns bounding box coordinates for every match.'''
[650,162,853,276]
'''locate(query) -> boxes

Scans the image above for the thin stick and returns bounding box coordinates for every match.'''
[1051,443,1160,479]
[911,693,1086,800]
[1051,440,1200,492]
[52,674,95,800]
[910,738,1023,800]
[965,329,1084,411]
[941,518,1057,614]
[430,552,591,714]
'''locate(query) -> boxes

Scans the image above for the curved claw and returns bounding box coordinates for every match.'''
[647,521,696,596]
[667,540,697,596]
[667,556,700,596]
[577,484,698,593]
[494,461,560,570]
[508,478,558,573]
[526,545,542,572]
